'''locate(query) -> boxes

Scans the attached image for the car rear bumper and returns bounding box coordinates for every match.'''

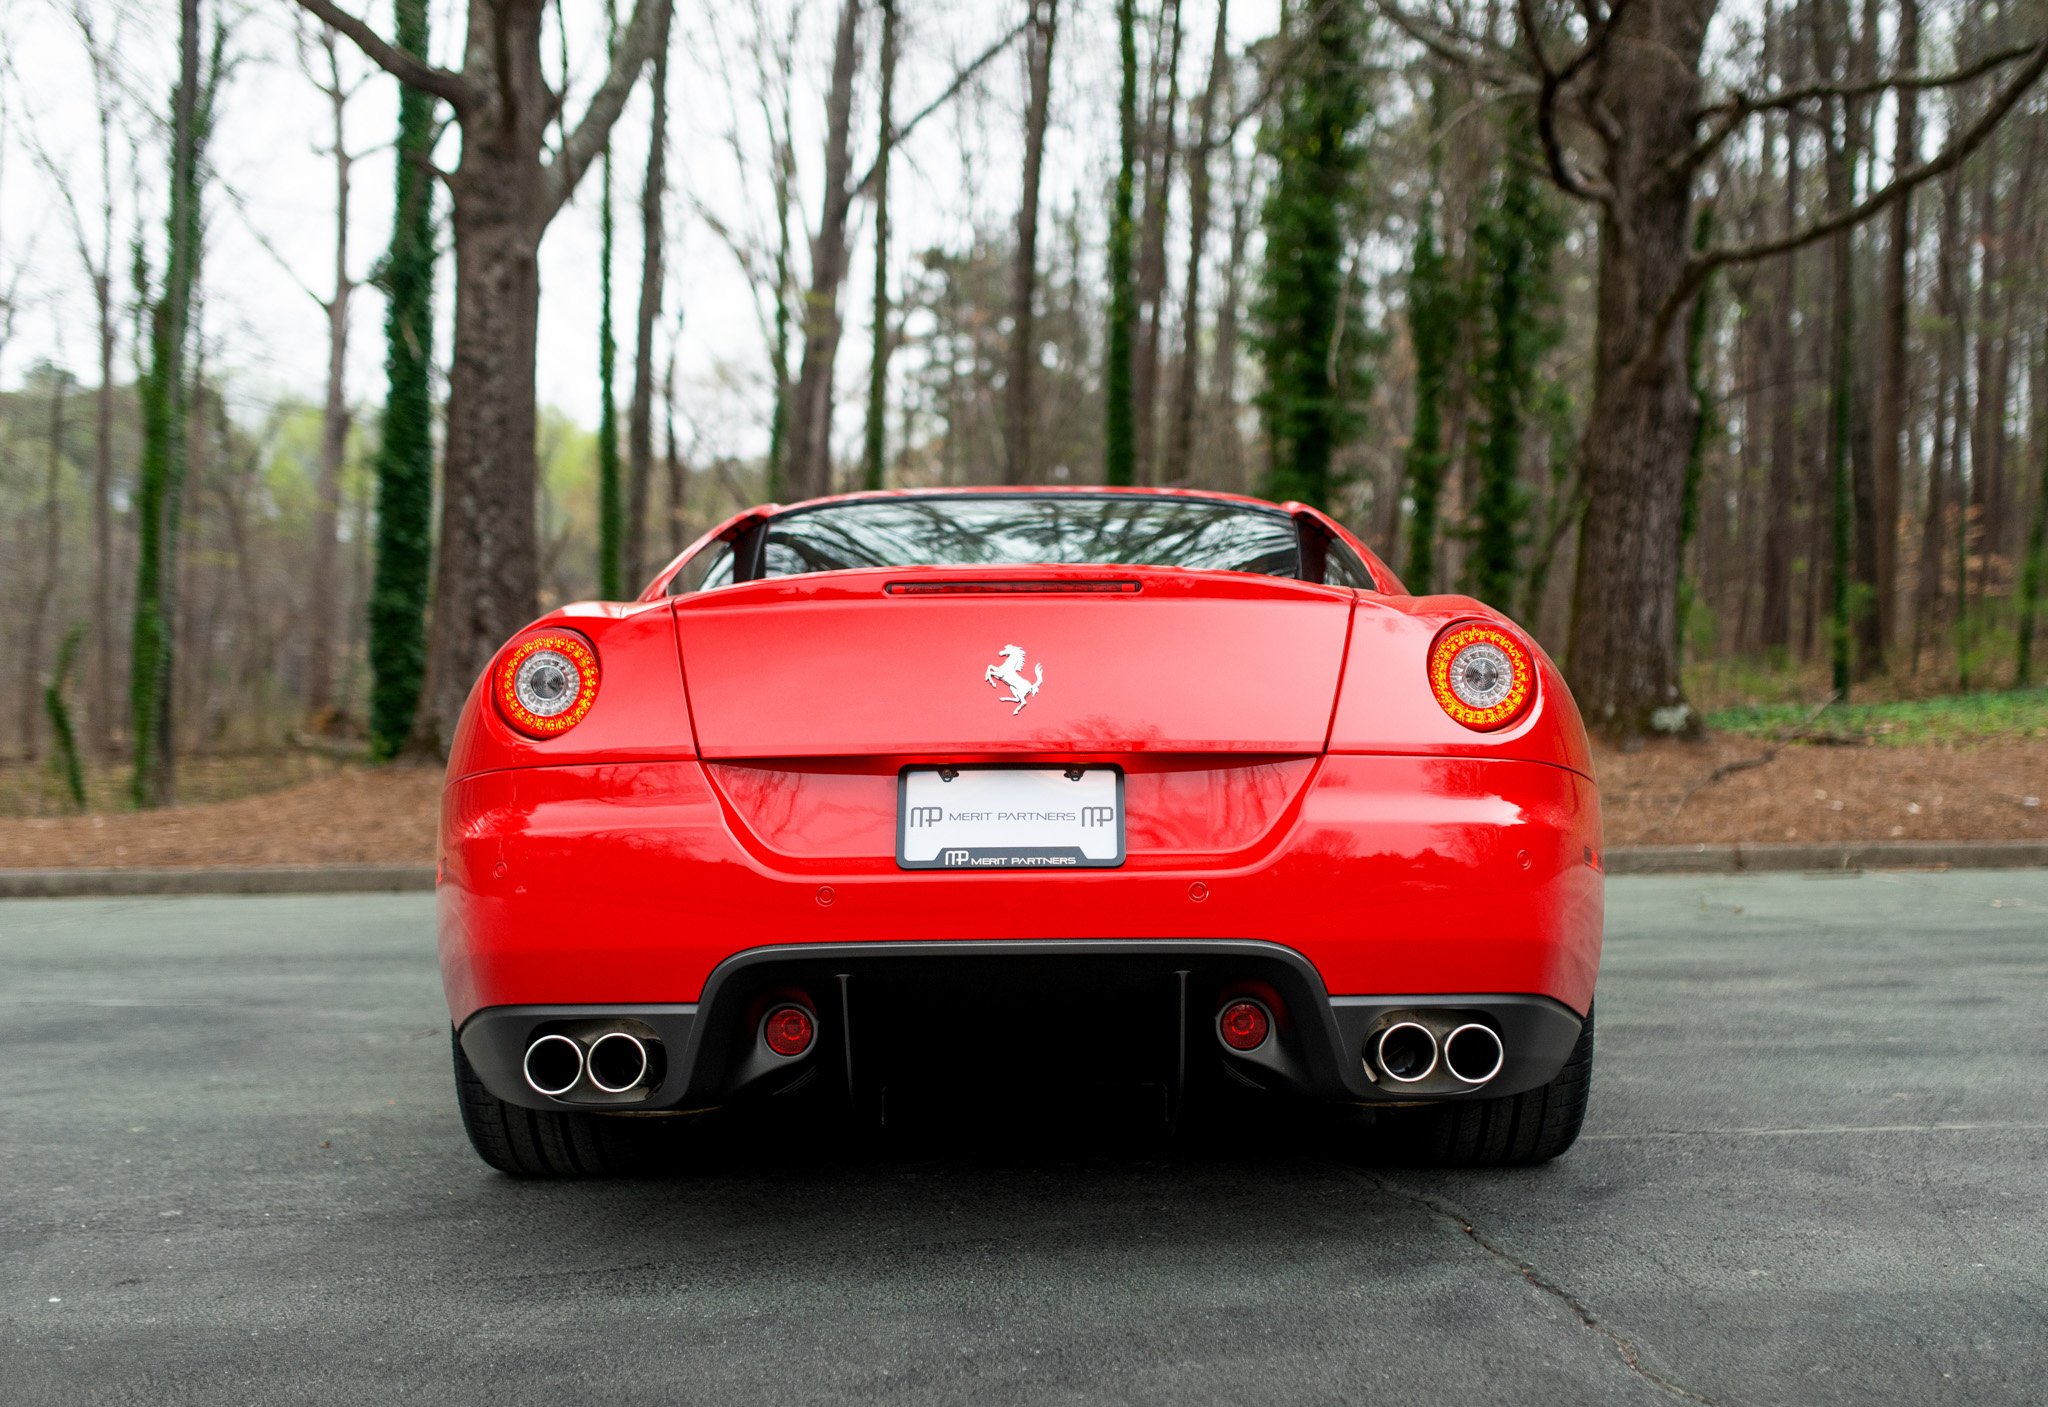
[456,939,1587,1112]
[438,754,1603,1031]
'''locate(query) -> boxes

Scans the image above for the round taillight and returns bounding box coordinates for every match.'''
[762,1005,815,1058]
[495,630,600,737]
[1427,621,1534,731]
[1217,999,1271,1052]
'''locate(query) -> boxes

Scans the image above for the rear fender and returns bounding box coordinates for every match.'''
[1327,596,1593,775]
[444,600,697,785]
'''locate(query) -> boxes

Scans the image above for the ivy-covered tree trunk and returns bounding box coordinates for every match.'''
[1105,0,1139,486]
[1253,0,1371,510]
[130,0,218,806]
[366,0,437,760]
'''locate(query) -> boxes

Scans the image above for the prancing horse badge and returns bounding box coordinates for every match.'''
[983,645,1043,715]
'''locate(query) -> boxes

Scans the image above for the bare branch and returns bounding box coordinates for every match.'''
[1368,0,1521,85]
[291,0,470,108]
[853,18,1031,195]
[1519,0,1635,212]
[1656,32,2048,350]
[1683,35,2043,171]
[546,0,670,215]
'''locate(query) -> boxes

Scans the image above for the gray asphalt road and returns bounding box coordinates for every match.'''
[4,873,2046,1407]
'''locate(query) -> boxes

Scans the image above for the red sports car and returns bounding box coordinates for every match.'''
[440,488,1601,1175]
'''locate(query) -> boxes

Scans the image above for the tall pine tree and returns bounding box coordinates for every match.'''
[367,0,437,760]
[1252,0,1371,509]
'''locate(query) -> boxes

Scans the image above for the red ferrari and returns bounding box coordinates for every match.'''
[440,489,1601,1174]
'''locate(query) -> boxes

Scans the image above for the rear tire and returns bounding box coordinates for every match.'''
[451,1028,675,1177]
[1372,1005,1593,1167]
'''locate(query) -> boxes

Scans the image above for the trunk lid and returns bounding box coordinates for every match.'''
[672,566,1352,759]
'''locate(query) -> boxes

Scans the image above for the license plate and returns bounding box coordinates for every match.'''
[897,766,1125,869]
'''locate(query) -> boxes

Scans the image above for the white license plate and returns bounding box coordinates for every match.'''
[897,767,1125,869]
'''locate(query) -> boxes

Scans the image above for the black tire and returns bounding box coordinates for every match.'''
[451,1028,674,1178]
[1372,1005,1594,1168]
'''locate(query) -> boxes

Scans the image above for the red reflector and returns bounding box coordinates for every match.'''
[1218,1000,1270,1052]
[885,580,1142,595]
[763,1005,815,1057]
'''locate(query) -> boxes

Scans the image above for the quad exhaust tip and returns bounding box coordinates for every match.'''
[586,1032,652,1094]
[522,1033,585,1097]
[1375,1022,1439,1084]
[1443,1023,1505,1086]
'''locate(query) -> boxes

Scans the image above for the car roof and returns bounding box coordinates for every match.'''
[764,485,1303,515]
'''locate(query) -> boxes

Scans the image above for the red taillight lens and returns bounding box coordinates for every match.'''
[1217,999,1271,1052]
[762,1005,815,1057]
[1427,621,1535,732]
[494,630,600,737]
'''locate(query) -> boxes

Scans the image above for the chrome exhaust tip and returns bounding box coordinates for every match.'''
[1443,1022,1505,1086]
[1375,1021,1439,1084]
[586,1031,652,1094]
[522,1033,585,1097]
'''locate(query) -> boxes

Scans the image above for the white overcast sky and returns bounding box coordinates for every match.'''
[1,0,1283,464]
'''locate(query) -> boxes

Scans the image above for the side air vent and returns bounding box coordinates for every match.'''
[884,580,1143,596]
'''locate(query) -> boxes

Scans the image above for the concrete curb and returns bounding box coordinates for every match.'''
[1603,841,2048,876]
[0,866,434,898]
[1,843,2044,897]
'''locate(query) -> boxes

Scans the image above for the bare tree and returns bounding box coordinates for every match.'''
[1132,0,1184,485]
[624,0,674,586]
[1003,0,1059,485]
[296,21,367,723]
[1384,0,2048,737]
[18,6,129,756]
[1165,0,1231,486]
[781,0,865,502]
[296,0,675,747]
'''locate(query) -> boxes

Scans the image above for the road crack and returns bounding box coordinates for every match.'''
[1331,1164,1726,1407]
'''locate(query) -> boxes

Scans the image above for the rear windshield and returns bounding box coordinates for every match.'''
[755,495,1302,579]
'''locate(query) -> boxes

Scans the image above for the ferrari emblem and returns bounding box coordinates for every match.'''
[983,644,1043,715]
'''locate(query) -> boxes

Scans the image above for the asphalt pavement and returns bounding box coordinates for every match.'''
[4,872,2046,1406]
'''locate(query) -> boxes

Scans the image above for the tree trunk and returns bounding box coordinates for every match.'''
[1165,0,1228,491]
[304,37,354,721]
[1210,139,1251,492]
[25,373,70,760]
[89,270,115,758]
[1759,22,1802,658]
[1564,0,1715,741]
[307,0,670,749]
[624,0,672,586]
[2019,339,2048,684]
[1132,0,1183,485]
[781,0,864,502]
[419,33,553,746]
[861,0,898,491]
[1003,0,1058,485]
[1869,0,1917,665]
[1106,0,1139,486]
